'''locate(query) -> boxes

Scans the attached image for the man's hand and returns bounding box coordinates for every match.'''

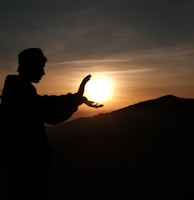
[77,74,91,96]
[82,97,104,108]
[77,74,104,108]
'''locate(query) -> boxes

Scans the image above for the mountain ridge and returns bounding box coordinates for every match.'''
[46,94,194,139]
[46,94,194,198]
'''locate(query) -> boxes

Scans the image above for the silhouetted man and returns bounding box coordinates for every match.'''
[1,48,103,200]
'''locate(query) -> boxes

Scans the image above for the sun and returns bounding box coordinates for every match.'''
[85,78,112,102]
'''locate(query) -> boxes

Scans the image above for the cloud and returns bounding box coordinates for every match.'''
[1,0,194,93]
[1,0,194,66]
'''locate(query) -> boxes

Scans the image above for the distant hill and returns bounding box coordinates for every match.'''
[46,95,194,199]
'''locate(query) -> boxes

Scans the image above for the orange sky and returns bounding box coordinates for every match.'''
[0,1,194,121]
[1,46,194,122]
[33,50,194,121]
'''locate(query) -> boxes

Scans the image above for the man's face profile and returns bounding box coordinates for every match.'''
[28,61,46,83]
[17,48,47,83]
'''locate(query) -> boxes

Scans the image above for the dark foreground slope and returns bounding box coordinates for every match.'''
[47,95,194,199]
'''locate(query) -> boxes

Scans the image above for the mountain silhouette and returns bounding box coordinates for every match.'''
[46,94,194,199]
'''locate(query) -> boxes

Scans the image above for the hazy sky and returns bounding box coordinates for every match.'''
[0,0,194,120]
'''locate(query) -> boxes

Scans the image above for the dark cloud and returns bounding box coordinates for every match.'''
[1,0,194,68]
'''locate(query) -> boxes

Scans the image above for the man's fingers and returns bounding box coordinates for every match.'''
[78,74,91,95]
[83,74,91,81]
[92,104,104,108]
[81,74,91,85]
[83,98,104,108]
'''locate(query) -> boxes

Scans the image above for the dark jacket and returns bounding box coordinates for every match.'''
[1,74,82,167]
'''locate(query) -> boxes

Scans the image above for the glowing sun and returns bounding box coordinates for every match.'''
[85,78,112,102]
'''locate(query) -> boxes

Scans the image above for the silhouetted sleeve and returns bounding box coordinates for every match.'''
[39,93,83,125]
[2,74,83,125]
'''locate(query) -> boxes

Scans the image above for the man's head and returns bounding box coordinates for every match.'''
[17,48,47,83]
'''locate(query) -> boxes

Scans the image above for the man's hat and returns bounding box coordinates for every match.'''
[17,48,47,72]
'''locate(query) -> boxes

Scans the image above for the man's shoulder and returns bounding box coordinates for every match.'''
[5,74,19,83]
[3,74,37,95]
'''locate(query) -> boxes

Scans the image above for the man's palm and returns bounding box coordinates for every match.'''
[77,75,104,108]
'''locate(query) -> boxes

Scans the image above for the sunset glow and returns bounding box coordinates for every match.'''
[1,1,194,121]
[85,78,112,102]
